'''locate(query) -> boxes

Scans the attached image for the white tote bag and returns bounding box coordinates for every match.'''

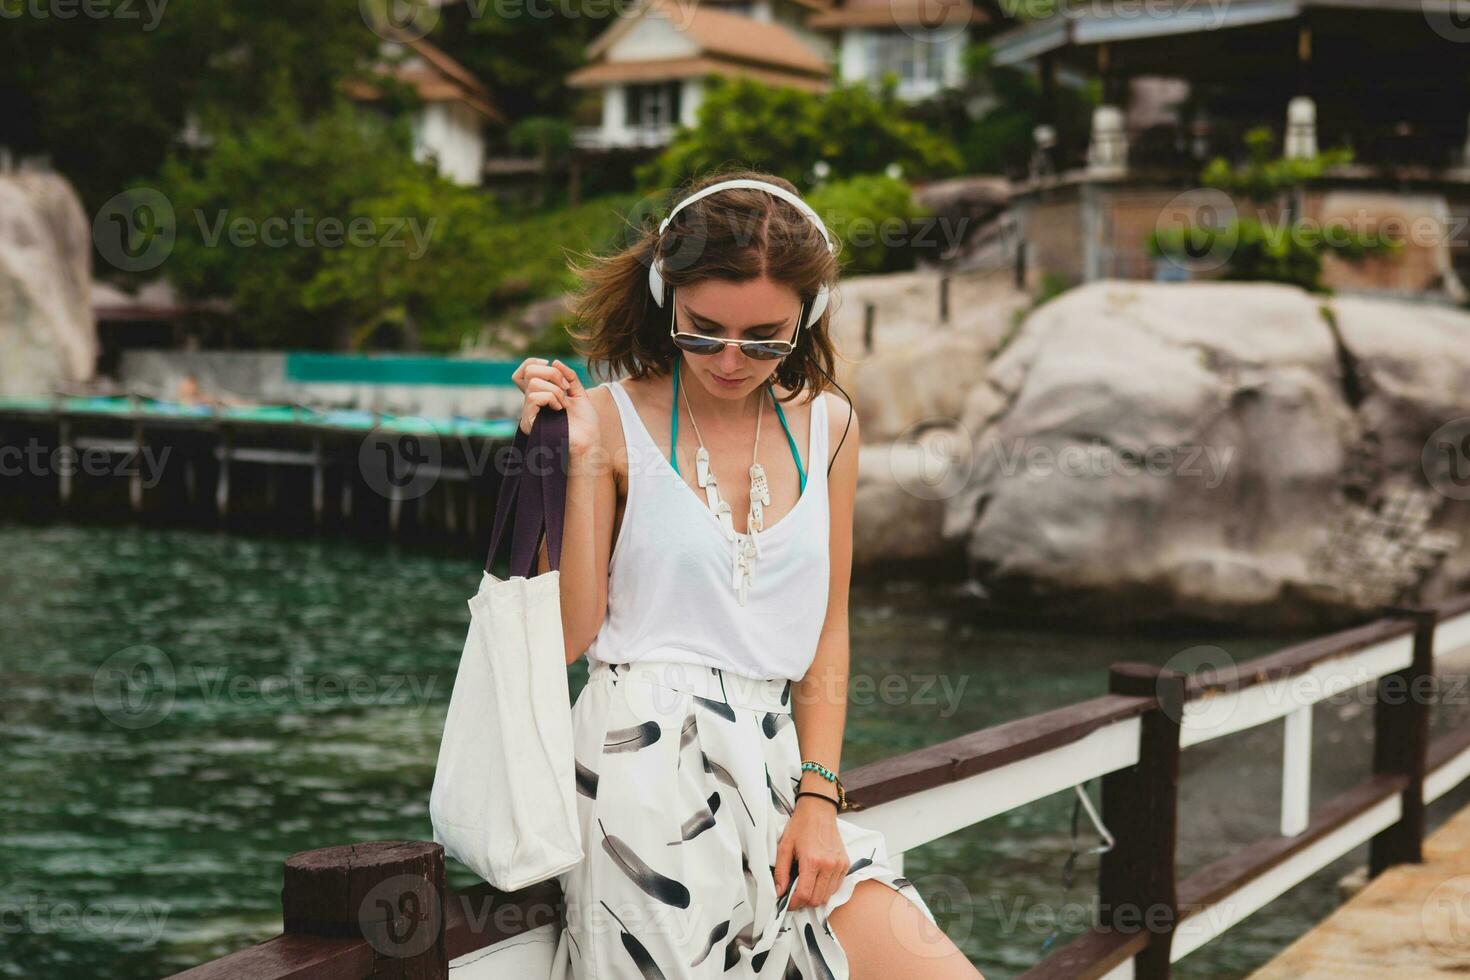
[430,407,583,891]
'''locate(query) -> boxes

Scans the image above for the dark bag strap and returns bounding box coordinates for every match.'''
[484,407,569,578]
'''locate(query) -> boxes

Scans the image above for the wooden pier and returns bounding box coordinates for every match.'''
[0,396,521,555]
[1247,798,1470,978]
[163,592,1470,979]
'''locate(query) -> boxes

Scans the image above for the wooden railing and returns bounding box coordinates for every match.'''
[168,592,1470,979]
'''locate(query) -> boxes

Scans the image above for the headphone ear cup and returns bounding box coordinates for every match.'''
[805,285,829,327]
[648,258,666,308]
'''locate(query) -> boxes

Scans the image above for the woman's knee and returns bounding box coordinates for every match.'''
[829,879,983,980]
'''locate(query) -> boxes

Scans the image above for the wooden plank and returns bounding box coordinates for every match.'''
[1245,799,1470,978]
[442,880,562,961]
[1018,925,1148,980]
[842,694,1152,808]
[1174,773,1407,959]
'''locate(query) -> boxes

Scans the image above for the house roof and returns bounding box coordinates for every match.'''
[347,35,504,124]
[806,0,982,31]
[572,0,830,88]
[568,55,829,92]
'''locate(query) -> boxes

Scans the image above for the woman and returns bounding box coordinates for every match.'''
[515,171,983,980]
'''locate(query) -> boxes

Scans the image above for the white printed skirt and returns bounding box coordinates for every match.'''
[548,657,936,979]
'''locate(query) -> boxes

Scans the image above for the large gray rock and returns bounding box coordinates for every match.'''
[936,280,1470,627]
[0,172,95,396]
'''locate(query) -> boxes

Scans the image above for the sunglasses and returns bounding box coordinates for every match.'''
[668,300,805,361]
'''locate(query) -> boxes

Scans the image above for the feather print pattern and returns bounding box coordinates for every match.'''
[702,751,756,823]
[603,720,661,753]
[599,900,667,980]
[667,792,721,845]
[690,919,730,967]
[693,693,736,723]
[598,817,691,909]
[574,759,598,800]
[767,765,794,816]
[550,658,941,980]
[803,923,837,980]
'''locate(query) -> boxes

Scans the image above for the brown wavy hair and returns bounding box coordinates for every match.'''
[565,169,841,403]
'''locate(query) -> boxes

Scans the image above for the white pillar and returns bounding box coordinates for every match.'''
[1087,104,1128,175]
[1284,95,1318,160]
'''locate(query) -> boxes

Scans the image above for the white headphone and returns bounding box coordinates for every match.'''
[647,178,836,331]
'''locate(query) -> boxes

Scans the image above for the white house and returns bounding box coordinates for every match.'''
[347,36,504,185]
[567,0,832,151]
[808,0,985,102]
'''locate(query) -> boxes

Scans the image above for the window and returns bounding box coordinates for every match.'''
[871,32,945,88]
[625,82,683,130]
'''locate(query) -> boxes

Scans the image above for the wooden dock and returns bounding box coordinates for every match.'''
[1247,799,1470,978]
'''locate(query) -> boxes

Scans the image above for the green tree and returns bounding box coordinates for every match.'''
[0,0,380,211]
[806,175,932,275]
[157,101,501,350]
[640,75,963,192]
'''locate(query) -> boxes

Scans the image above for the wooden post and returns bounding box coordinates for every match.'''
[863,302,876,353]
[216,431,231,519]
[1369,607,1436,875]
[939,275,950,325]
[1100,661,1185,979]
[130,422,144,514]
[312,435,325,528]
[281,840,447,978]
[58,419,72,506]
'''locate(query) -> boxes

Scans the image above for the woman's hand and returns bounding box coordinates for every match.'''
[513,357,598,451]
[773,796,848,911]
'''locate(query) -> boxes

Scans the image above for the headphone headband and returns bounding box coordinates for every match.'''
[657,178,837,254]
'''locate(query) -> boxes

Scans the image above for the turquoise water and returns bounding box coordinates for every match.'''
[2,524,1467,978]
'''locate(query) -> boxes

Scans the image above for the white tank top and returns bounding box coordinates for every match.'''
[585,378,831,681]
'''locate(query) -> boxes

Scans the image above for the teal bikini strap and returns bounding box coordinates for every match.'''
[770,387,807,494]
[669,360,806,494]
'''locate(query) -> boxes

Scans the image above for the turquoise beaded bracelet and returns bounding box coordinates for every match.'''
[799,764,834,787]
[800,760,856,811]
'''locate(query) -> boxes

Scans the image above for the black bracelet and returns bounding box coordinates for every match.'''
[794,790,839,809]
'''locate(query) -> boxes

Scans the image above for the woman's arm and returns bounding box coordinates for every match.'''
[776,392,861,911]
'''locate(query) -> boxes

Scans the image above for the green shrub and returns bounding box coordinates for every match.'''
[640,75,963,191]
[805,174,932,275]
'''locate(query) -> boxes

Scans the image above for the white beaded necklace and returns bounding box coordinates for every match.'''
[674,369,773,607]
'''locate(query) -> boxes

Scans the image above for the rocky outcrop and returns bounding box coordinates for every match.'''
[0,172,95,396]
[857,280,1470,627]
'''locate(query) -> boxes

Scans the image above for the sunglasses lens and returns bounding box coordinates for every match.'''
[744,343,791,360]
[674,335,725,356]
